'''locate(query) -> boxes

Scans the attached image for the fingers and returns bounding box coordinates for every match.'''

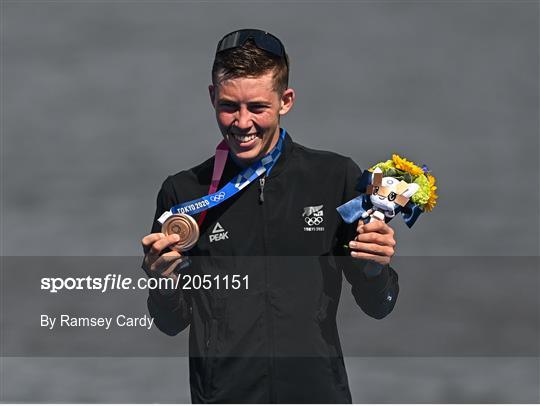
[146,234,181,261]
[142,233,185,278]
[357,220,395,236]
[350,220,396,265]
[153,251,183,277]
[141,233,166,254]
[355,232,396,247]
[162,259,186,279]
[349,250,391,265]
[144,250,186,279]
[348,240,394,258]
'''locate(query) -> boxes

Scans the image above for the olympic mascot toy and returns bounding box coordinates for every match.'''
[337,154,438,227]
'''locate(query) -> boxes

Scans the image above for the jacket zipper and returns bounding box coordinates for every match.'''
[259,175,275,402]
[259,177,265,203]
[203,320,214,393]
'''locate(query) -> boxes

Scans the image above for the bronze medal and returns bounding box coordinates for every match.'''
[162,213,200,251]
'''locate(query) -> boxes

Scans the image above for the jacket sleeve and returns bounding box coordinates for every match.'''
[145,176,192,336]
[335,158,399,320]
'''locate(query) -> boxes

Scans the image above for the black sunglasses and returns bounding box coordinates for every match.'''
[216,29,288,68]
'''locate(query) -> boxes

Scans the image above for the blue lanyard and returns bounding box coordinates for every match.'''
[158,128,285,223]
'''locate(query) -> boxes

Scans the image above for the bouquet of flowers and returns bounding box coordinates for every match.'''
[337,154,438,227]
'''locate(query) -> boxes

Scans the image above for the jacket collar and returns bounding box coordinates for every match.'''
[268,129,293,179]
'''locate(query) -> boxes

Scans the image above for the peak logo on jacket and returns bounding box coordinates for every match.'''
[303,205,324,232]
[209,222,229,242]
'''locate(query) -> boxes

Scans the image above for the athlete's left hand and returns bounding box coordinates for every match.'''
[348,220,396,266]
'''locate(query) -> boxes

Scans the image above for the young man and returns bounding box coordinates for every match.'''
[141,29,399,403]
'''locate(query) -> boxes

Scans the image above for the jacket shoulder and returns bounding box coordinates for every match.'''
[291,142,361,173]
[156,156,214,207]
[166,156,214,188]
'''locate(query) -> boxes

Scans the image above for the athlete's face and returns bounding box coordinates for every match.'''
[209,71,295,166]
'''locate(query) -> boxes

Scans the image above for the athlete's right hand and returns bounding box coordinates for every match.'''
[141,233,185,280]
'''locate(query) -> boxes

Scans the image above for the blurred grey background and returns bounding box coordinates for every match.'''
[1,0,539,403]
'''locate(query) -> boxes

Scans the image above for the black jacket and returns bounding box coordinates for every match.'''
[147,132,399,403]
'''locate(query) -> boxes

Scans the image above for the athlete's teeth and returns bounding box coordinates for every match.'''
[233,134,256,142]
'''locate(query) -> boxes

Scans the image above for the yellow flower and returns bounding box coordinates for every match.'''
[392,154,424,176]
[424,192,438,212]
[427,174,437,189]
[424,174,438,212]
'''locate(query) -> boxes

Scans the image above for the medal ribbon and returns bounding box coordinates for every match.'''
[196,140,229,226]
[158,128,286,224]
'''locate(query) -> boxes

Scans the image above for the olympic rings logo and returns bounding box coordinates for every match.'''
[210,192,226,202]
[304,216,324,226]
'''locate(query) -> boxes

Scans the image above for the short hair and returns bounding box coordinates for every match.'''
[211,39,289,95]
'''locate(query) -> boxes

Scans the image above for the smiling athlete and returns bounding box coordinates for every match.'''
[141,29,399,404]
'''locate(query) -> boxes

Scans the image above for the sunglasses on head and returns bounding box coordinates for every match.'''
[216,29,288,68]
